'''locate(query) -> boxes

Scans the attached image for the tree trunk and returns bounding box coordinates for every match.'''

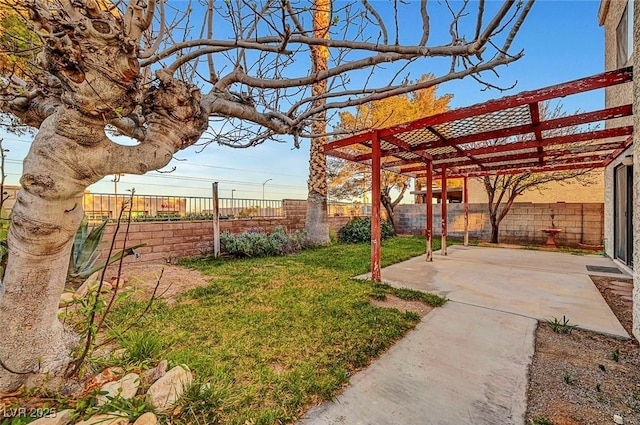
[0,79,206,391]
[306,190,330,245]
[0,114,90,391]
[305,0,330,246]
[381,196,397,234]
[489,212,499,244]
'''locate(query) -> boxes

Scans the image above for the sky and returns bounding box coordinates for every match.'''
[1,0,607,202]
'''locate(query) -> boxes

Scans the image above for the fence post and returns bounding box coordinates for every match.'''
[212,182,220,258]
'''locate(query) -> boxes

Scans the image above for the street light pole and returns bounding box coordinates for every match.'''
[262,179,272,201]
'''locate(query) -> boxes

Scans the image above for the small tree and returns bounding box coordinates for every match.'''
[479,104,596,243]
[329,76,452,232]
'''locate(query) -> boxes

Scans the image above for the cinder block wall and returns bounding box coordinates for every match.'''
[396,202,604,247]
[99,199,353,264]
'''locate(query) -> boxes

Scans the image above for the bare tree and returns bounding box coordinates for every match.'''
[0,0,533,390]
[480,103,597,243]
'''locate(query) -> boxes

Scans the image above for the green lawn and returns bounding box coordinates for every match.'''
[106,236,444,425]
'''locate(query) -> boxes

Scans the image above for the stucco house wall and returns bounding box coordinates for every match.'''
[600,0,634,261]
[599,0,638,339]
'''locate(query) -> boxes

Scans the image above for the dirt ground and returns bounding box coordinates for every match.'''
[371,294,434,317]
[526,275,640,425]
[105,263,212,304]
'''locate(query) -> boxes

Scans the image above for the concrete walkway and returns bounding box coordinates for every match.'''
[298,246,629,425]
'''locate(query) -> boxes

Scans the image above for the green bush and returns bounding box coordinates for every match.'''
[338,217,395,244]
[220,226,306,258]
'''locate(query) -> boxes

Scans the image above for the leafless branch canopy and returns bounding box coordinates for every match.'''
[1,0,534,149]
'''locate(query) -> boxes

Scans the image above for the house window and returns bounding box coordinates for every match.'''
[616,0,634,68]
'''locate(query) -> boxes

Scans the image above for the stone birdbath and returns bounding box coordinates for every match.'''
[541,228,562,248]
[541,211,562,248]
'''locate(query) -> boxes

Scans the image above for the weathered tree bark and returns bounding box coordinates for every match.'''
[0,1,207,388]
[0,82,207,390]
[305,0,330,245]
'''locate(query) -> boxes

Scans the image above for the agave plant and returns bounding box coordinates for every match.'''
[67,219,144,290]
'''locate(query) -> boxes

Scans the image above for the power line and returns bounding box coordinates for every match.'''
[0,137,307,179]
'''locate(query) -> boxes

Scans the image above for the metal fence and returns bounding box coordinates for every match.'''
[83,193,284,222]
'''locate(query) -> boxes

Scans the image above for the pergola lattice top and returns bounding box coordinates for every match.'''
[323,67,633,178]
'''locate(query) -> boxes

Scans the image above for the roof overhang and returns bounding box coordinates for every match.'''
[324,67,633,180]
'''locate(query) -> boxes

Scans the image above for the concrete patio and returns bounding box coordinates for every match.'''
[299,246,630,425]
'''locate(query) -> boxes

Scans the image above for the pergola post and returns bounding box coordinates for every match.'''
[371,131,382,282]
[441,166,447,256]
[426,160,433,262]
[463,176,469,246]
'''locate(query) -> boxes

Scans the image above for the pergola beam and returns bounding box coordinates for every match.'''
[414,161,607,179]
[528,102,544,166]
[385,125,632,173]
[376,66,632,139]
[410,104,631,153]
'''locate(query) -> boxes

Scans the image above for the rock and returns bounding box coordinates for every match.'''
[133,412,158,425]
[614,414,624,424]
[140,360,168,388]
[97,373,140,406]
[58,293,76,307]
[29,409,72,425]
[76,278,112,297]
[83,367,125,395]
[110,276,127,290]
[147,365,192,412]
[75,412,128,425]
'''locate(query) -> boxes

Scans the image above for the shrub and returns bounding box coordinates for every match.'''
[338,217,395,244]
[220,226,306,258]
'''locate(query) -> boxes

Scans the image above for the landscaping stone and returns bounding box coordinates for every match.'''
[76,278,112,297]
[83,367,125,394]
[75,412,129,425]
[29,409,72,425]
[97,373,140,406]
[133,412,158,425]
[147,365,192,412]
[58,293,76,307]
[140,360,168,388]
[109,277,127,290]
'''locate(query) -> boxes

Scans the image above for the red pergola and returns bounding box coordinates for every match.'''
[323,67,633,281]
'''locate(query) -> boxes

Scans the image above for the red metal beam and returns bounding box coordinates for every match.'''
[419,153,612,177]
[604,136,634,166]
[528,102,544,166]
[421,142,626,170]
[441,162,608,178]
[426,161,433,262]
[323,131,375,151]
[412,161,607,179]
[325,149,358,162]
[411,105,632,152]
[433,126,633,160]
[355,106,631,164]
[441,165,448,256]
[371,131,382,282]
[376,67,632,139]
[463,177,469,246]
